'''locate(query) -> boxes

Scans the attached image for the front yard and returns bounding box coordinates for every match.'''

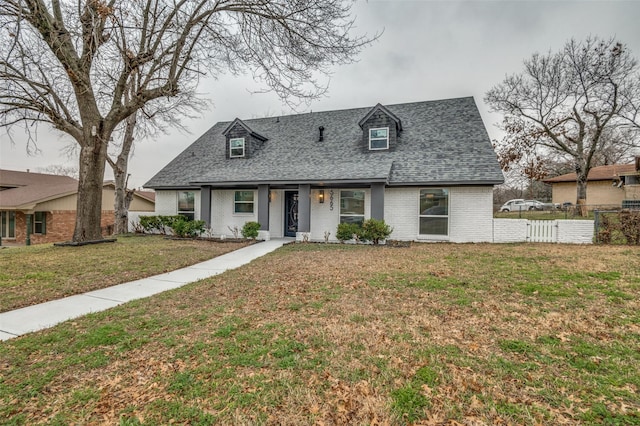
[0,235,250,312]
[1,241,639,424]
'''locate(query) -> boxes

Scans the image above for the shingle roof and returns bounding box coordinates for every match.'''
[544,164,637,183]
[145,97,504,188]
[0,171,157,210]
[0,169,78,209]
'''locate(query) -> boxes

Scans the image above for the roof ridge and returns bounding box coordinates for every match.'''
[216,96,475,125]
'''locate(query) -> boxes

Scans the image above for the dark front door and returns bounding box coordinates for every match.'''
[284,191,299,237]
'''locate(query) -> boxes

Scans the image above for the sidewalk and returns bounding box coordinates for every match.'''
[0,239,289,341]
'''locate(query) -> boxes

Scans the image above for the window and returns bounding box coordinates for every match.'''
[33,212,46,234]
[1,211,16,238]
[178,191,195,220]
[234,190,254,214]
[369,127,389,150]
[419,189,448,236]
[340,190,365,224]
[229,138,245,158]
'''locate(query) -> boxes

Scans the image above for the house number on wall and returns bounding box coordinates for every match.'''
[329,190,334,211]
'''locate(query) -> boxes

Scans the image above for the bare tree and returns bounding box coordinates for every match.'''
[1,0,374,242]
[485,37,640,214]
[108,72,205,234]
[37,164,79,179]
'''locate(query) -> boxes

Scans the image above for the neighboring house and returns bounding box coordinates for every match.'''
[145,97,504,242]
[0,170,155,245]
[544,161,640,209]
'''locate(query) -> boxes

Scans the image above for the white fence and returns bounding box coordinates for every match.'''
[494,219,594,244]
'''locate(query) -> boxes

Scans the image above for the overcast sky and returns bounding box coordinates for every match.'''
[2,0,640,189]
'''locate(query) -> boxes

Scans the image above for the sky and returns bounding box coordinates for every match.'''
[2,0,640,189]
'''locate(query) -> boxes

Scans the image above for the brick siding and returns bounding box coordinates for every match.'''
[9,210,116,245]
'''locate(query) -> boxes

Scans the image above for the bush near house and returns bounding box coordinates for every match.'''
[336,222,364,243]
[362,218,394,244]
[139,215,182,234]
[336,219,393,244]
[139,215,206,238]
[171,218,206,238]
[241,221,261,239]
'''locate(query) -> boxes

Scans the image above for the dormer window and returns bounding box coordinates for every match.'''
[229,138,245,158]
[369,127,389,150]
[358,103,402,152]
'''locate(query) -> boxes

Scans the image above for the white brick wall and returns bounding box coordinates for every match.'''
[311,188,371,242]
[154,190,201,219]
[449,187,494,242]
[268,189,284,238]
[210,190,257,237]
[151,187,594,244]
[385,186,495,242]
[384,188,419,241]
[493,219,528,243]
[557,220,594,244]
[493,219,594,244]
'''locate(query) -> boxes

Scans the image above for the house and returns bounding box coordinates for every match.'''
[0,169,155,245]
[144,97,504,242]
[544,161,640,209]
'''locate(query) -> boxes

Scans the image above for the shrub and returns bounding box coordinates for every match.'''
[336,222,363,243]
[619,210,640,245]
[597,210,640,245]
[139,215,178,234]
[171,218,206,238]
[139,215,162,233]
[242,221,261,239]
[362,219,393,245]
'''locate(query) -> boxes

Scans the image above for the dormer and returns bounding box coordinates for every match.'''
[358,103,402,151]
[222,118,268,159]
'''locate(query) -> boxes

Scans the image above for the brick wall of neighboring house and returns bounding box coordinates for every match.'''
[11,210,116,245]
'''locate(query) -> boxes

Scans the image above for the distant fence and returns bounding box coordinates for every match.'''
[493,219,594,244]
[493,203,626,219]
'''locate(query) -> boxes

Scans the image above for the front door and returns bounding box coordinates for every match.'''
[284,191,298,237]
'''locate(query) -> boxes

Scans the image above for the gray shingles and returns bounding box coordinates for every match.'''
[144,97,504,188]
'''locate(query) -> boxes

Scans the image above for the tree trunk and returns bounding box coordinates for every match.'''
[114,168,135,234]
[73,140,108,242]
[111,108,137,235]
[576,167,589,217]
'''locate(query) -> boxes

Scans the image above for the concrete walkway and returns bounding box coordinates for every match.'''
[0,239,289,341]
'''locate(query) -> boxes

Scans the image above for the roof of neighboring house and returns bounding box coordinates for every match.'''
[136,190,156,202]
[0,169,79,210]
[102,181,156,202]
[0,171,157,210]
[145,97,504,188]
[544,164,637,183]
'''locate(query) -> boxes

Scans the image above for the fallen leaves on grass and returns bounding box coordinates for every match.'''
[1,243,639,424]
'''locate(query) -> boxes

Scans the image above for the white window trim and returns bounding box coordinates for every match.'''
[418,189,450,237]
[233,190,255,215]
[229,137,246,158]
[369,127,389,150]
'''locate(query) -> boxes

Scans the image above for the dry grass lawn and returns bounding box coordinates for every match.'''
[1,242,639,425]
[0,235,250,312]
